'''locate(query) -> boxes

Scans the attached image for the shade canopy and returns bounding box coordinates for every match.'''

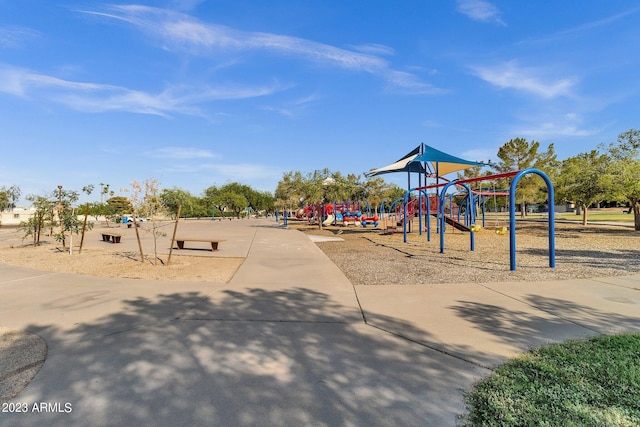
[366,143,485,178]
[365,146,427,177]
[414,144,486,176]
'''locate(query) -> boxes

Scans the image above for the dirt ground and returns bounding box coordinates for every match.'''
[0,220,638,285]
[294,220,640,285]
[0,223,244,283]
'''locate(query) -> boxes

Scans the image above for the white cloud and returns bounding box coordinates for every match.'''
[457,0,505,26]
[513,113,604,139]
[516,122,600,139]
[420,119,441,128]
[387,71,444,94]
[260,93,321,117]
[460,148,493,162]
[163,162,281,180]
[471,61,576,99]
[0,65,109,96]
[146,147,218,159]
[0,26,40,48]
[0,64,284,116]
[350,43,395,56]
[81,5,439,93]
[168,0,205,12]
[521,6,640,45]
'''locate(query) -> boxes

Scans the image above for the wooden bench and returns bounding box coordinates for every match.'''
[101,233,121,243]
[175,238,226,251]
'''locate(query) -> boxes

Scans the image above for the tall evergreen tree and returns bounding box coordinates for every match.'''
[494,138,558,217]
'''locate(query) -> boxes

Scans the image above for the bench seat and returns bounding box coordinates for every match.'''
[101,233,121,243]
[175,238,226,251]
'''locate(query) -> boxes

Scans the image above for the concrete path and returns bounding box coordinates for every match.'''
[1,218,639,426]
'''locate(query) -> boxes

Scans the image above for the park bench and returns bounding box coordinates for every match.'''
[101,233,121,243]
[175,238,226,251]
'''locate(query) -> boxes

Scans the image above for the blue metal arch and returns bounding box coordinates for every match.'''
[508,168,555,270]
[438,181,475,253]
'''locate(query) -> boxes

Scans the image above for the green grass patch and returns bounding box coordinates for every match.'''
[555,212,634,223]
[482,210,635,224]
[462,333,640,426]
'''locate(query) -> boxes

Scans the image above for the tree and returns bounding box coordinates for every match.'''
[219,191,248,219]
[362,176,397,213]
[251,191,275,216]
[202,185,226,218]
[202,182,270,218]
[493,138,558,218]
[51,185,94,251]
[161,187,195,219]
[0,185,21,211]
[0,191,6,213]
[106,196,133,215]
[99,183,111,203]
[275,169,404,227]
[274,171,305,216]
[605,129,640,230]
[18,195,53,246]
[182,195,209,218]
[381,184,406,205]
[301,170,328,228]
[203,184,247,218]
[128,178,168,264]
[219,182,271,216]
[556,150,610,225]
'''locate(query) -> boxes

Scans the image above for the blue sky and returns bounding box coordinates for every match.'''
[2,1,639,203]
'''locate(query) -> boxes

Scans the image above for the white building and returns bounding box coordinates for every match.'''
[0,207,36,226]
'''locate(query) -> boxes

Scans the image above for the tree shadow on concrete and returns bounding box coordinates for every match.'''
[523,293,640,334]
[447,293,640,367]
[448,300,595,365]
[7,288,486,427]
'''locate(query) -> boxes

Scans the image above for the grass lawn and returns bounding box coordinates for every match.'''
[462,333,640,426]
[555,211,635,223]
[482,209,635,224]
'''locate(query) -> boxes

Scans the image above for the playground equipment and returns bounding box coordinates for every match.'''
[399,188,473,243]
[439,181,476,252]
[509,168,555,270]
[296,205,315,220]
[395,169,554,271]
[476,185,510,234]
[366,144,555,271]
[322,214,335,227]
[437,169,554,270]
[360,215,379,227]
[320,202,380,228]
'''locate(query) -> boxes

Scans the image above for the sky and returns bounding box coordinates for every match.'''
[1,1,640,204]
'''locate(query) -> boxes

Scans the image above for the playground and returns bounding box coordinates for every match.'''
[296,218,640,285]
[1,175,639,425]
[1,216,639,426]
[0,212,637,285]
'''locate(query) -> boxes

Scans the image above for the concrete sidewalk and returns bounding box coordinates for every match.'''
[1,218,639,426]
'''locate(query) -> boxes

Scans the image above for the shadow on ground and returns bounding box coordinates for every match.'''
[7,288,485,427]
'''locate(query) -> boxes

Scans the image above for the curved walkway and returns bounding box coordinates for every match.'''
[1,218,639,426]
